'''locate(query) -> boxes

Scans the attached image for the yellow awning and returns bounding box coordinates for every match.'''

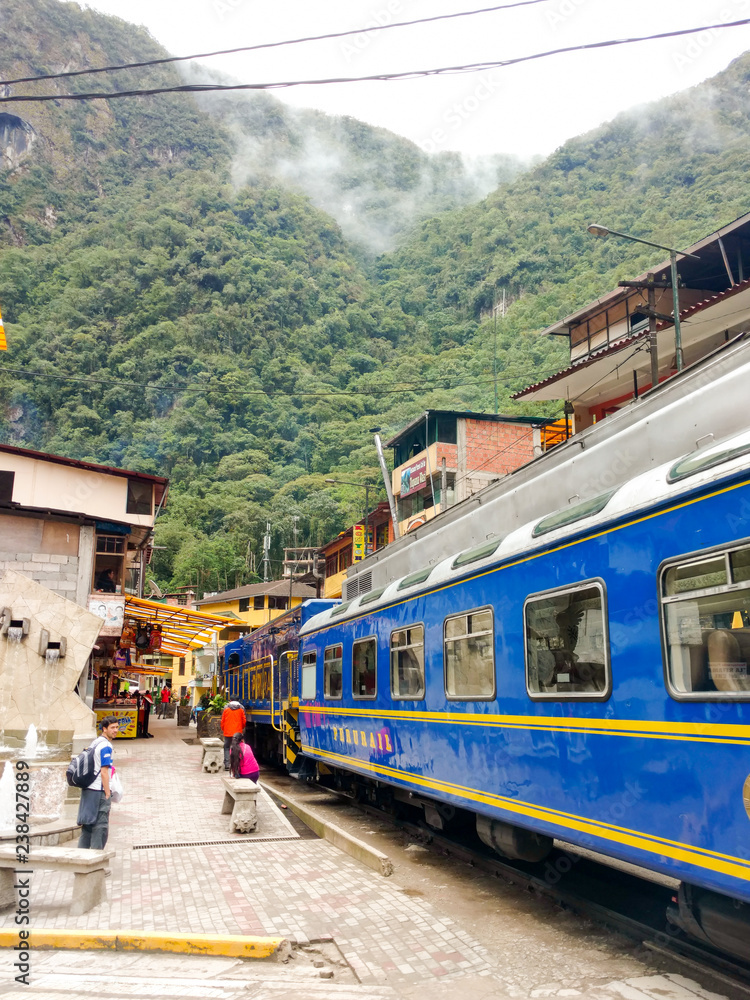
[124,596,237,657]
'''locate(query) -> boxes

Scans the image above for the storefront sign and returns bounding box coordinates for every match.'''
[88,596,125,636]
[353,524,365,562]
[94,707,137,738]
[400,457,427,499]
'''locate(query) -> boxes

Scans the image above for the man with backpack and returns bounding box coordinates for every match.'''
[77,716,119,850]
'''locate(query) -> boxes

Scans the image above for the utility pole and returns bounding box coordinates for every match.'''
[493,288,498,415]
[262,522,271,583]
[647,273,659,390]
[618,277,674,390]
[289,515,299,611]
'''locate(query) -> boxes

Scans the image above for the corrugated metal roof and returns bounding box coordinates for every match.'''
[196,580,316,606]
[515,275,750,400]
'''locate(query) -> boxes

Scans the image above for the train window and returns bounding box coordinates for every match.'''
[360,587,387,606]
[353,637,377,699]
[532,490,618,538]
[324,645,343,699]
[667,440,750,483]
[661,544,750,698]
[390,626,425,699]
[444,609,495,699]
[330,602,352,618]
[397,568,432,591]
[301,651,316,700]
[525,583,609,699]
[452,539,502,570]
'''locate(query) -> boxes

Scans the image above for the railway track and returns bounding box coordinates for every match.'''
[348,798,750,995]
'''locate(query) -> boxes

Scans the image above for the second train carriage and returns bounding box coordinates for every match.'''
[294,430,750,956]
[222,599,336,769]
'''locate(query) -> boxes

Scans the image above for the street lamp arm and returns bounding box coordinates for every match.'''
[587,223,700,259]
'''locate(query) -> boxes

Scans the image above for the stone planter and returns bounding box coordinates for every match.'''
[176,706,191,727]
[197,711,223,739]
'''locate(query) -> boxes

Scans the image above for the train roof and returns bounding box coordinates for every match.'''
[300,427,750,635]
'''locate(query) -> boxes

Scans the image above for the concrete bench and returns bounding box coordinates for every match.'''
[221,776,260,833]
[0,845,115,915]
[200,737,224,773]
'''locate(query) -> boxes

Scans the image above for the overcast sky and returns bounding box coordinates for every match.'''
[81,0,750,159]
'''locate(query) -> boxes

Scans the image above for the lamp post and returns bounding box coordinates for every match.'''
[587,224,700,373]
[325,479,377,558]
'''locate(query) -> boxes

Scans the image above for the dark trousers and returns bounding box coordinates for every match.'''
[77,789,111,849]
[224,736,232,770]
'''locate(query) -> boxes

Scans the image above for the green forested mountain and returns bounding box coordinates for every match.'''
[1,0,749,592]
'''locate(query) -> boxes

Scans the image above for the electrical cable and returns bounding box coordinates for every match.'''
[2,20,749,103]
[0,0,551,87]
[0,360,564,398]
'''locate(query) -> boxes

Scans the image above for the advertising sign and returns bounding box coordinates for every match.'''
[400,457,427,499]
[88,596,125,636]
[353,524,366,562]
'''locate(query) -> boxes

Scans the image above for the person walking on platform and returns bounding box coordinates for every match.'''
[229,732,259,783]
[221,700,246,770]
[158,684,171,718]
[77,716,119,850]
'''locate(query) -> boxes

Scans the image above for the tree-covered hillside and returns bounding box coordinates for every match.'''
[1,0,749,592]
[376,52,750,352]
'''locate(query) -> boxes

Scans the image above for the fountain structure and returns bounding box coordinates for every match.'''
[0,569,103,838]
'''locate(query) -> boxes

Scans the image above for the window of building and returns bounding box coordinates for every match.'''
[253,596,265,610]
[93,534,125,593]
[238,598,250,612]
[375,522,389,550]
[301,651,316,699]
[444,609,495,699]
[661,544,750,698]
[268,596,288,610]
[339,547,352,571]
[178,658,185,676]
[126,479,153,515]
[326,555,338,578]
[525,583,610,699]
[353,637,377,699]
[436,414,458,445]
[0,471,14,503]
[96,535,125,555]
[390,625,425,699]
[324,645,343,699]
[180,685,187,697]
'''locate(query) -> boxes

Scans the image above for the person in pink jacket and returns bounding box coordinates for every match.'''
[229,733,259,783]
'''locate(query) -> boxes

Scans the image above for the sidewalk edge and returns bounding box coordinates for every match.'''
[268,787,394,877]
[0,929,289,959]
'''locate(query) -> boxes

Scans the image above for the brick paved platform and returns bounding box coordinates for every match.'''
[0,719,494,988]
[0,721,737,1000]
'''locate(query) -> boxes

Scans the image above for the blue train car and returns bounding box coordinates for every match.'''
[222,599,337,767]
[297,432,750,952]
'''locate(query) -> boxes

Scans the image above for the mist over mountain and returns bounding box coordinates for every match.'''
[1,0,749,590]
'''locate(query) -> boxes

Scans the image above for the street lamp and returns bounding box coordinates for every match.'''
[587,224,700,372]
[325,479,377,557]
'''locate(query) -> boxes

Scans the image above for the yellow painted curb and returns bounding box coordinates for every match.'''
[0,929,288,958]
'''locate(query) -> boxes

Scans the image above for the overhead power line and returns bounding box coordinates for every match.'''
[2,20,750,103]
[0,0,550,87]
[0,361,562,398]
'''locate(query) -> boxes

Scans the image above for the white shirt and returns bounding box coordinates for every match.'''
[88,734,114,791]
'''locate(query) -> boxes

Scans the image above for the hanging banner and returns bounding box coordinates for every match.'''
[352,524,366,562]
[399,457,427,498]
[0,305,6,351]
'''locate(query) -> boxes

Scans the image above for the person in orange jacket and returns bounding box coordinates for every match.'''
[221,700,246,770]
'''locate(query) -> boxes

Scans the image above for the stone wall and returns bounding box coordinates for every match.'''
[0,515,93,605]
[0,551,79,596]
